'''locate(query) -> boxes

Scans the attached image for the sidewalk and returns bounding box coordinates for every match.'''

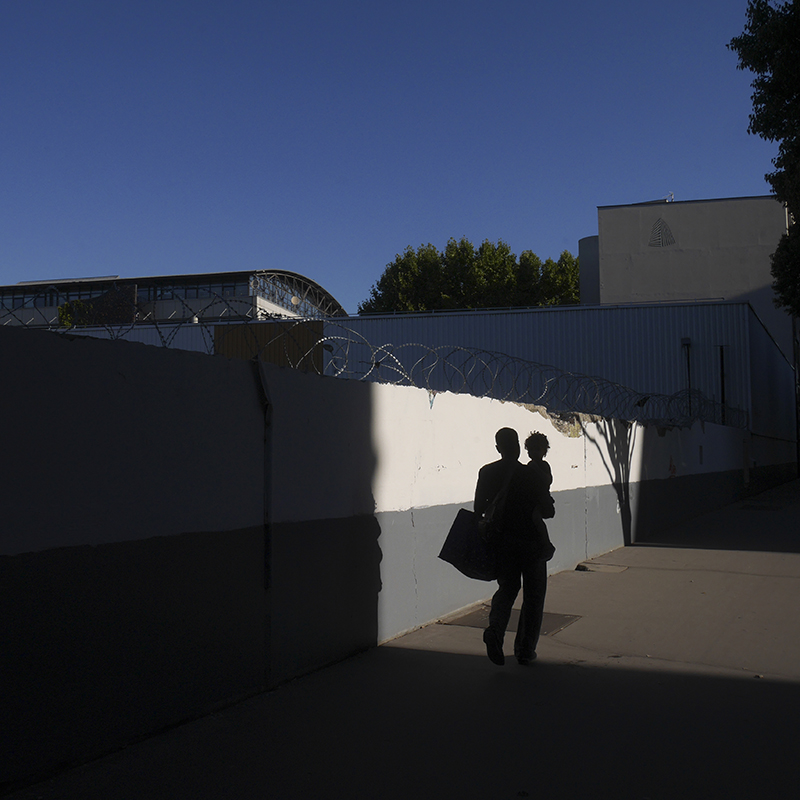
[8,481,800,800]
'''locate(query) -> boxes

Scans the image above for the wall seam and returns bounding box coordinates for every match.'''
[584,433,589,559]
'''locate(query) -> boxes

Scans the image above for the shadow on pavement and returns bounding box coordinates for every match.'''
[8,644,799,800]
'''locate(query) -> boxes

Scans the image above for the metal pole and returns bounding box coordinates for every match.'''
[682,337,692,417]
[794,316,800,478]
[719,345,726,426]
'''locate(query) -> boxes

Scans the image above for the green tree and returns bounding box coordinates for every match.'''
[357,243,443,313]
[516,250,580,306]
[541,251,580,306]
[441,237,518,308]
[729,0,800,315]
[58,298,94,328]
[441,236,478,308]
[475,239,519,307]
[57,287,137,327]
[515,250,544,305]
[358,238,579,313]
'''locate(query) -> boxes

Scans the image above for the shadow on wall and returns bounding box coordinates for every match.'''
[582,417,794,548]
[582,419,737,547]
[0,328,269,788]
[0,328,385,790]
[262,362,383,687]
[635,475,800,554]
[581,419,637,547]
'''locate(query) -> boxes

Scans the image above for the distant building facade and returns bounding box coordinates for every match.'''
[579,195,793,358]
[0,269,347,328]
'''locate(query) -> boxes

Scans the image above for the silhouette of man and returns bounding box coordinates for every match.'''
[474,427,551,666]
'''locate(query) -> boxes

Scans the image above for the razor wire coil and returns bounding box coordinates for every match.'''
[1,287,748,430]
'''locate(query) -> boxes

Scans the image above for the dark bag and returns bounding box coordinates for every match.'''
[439,508,497,581]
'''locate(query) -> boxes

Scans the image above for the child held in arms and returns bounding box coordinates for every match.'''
[524,432,555,561]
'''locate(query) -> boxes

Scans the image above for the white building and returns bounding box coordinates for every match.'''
[579,195,793,358]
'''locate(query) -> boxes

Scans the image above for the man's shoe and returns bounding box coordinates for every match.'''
[483,628,505,666]
[516,652,537,665]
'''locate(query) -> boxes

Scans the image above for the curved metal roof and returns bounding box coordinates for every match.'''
[251,270,347,317]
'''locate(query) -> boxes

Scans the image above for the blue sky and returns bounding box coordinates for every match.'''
[0,0,776,313]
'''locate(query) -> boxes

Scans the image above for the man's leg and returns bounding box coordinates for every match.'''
[514,554,547,663]
[484,541,521,665]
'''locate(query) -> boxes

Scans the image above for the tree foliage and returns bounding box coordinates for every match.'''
[58,287,137,327]
[729,0,800,315]
[358,237,579,314]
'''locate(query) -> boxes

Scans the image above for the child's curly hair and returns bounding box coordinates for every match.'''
[524,431,549,455]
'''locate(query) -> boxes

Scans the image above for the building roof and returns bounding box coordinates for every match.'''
[2,269,348,319]
[597,194,777,210]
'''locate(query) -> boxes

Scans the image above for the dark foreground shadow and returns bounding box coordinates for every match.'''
[0,330,384,787]
[7,644,799,800]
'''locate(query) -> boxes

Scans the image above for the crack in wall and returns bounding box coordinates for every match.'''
[518,403,601,437]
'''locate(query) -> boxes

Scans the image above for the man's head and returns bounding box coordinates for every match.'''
[495,427,520,460]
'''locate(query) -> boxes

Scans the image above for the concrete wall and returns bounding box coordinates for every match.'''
[1,328,269,787]
[594,196,792,358]
[264,361,795,664]
[2,327,794,788]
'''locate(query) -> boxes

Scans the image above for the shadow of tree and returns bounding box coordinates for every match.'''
[581,418,638,545]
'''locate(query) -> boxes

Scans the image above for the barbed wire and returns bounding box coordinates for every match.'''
[1,288,747,429]
[296,329,746,429]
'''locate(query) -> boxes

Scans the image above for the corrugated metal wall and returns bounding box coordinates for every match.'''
[326,302,777,420]
[63,302,794,436]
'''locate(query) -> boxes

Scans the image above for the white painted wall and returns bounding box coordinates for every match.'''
[367,382,775,511]
[264,351,793,525]
[7,328,792,783]
[262,359,792,644]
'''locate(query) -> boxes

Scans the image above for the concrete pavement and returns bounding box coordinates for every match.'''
[7,480,800,799]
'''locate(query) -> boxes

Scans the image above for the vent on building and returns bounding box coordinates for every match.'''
[649,218,675,247]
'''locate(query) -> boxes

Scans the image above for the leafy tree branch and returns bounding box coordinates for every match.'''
[729,0,800,315]
[358,237,578,314]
